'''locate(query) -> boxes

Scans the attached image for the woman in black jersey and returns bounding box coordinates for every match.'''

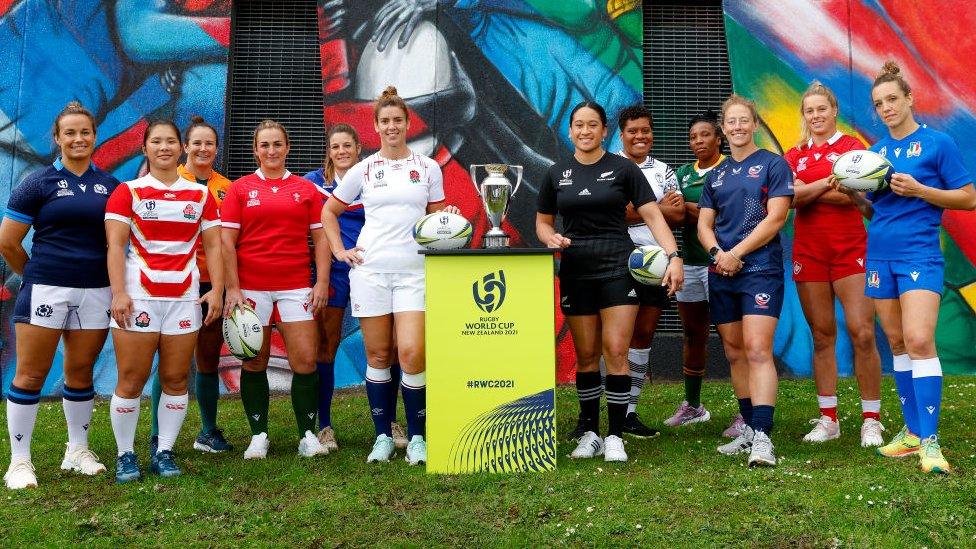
[537,101,682,463]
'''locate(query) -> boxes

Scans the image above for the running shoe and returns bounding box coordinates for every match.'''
[317,426,338,452]
[722,414,746,438]
[115,451,142,484]
[802,416,840,443]
[876,426,920,458]
[919,435,951,474]
[194,428,233,453]
[405,435,427,466]
[860,418,885,448]
[570,431,605,459]
[61,445,107,475]
[748,431,777,467]
[718,425,754,455]
[4,457,37,490]
[391,422,408,450]
[567,414,588,440]
[663,401,711,427]
[367,434,396,463]
[623,412,660,438]
[298,430,328,457]
[243,432,270,460]
[150,450,181,478]
[603,435,627,462]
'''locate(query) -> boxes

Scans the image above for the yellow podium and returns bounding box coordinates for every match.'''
[422,249,557,473]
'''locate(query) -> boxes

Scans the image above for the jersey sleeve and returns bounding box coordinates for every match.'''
[427,161,446,203]
[699,173,716,210]
[935,134,972,190]
[783,147,799,175]
[104,183,134,224]
[331,162,365,206]
[767,156,796,198]
[308,183,324,230]
[626,162,655,208]
[536,166,558,215]
[201,191,220,231]
[4,174,44,225]
[221,181,243,229]
[664,164,679,194]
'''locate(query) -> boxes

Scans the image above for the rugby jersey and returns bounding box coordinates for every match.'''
[178,164,230,283]
[622,153,679,247]
[784,131,866,236]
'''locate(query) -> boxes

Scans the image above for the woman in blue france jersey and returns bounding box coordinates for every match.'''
[0,102,120,490]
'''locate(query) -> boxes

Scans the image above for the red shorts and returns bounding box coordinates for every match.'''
[792,231,867,282]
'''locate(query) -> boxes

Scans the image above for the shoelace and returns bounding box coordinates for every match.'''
[119,453,138,471]
[10,460,35,474]
[74,448,102,465]
[922,435,941,457]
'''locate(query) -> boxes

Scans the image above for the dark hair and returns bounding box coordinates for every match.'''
[688,109,720,132]
[184,115,219,146]
[53,101,96,139]
[324,123,361,182]
[872,60,912,96]
[617,104,653,132]
[143,119,182,146]
[374,85,409,122]
[569,100,607,127]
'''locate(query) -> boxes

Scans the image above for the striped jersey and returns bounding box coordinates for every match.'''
[177,164,231,283]
[621,153,678,246]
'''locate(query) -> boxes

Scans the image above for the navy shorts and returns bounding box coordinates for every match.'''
[559,275,639,316]
[708,270,784,325]
[311,261,352,309]
[864,258,943,299]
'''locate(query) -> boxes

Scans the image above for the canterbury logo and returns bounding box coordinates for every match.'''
[116,407,136,413]
[165,403,186,410]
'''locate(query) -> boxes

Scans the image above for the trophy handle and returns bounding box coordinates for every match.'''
[510,165,524,197]
[469,164,484,194]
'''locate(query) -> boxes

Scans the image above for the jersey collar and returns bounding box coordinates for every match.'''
[694,154,726,173]
[53,157,95,174]
[178,164,213,184]
[255,168,291,181]
[618,150,655,168]
[806,131,843,149]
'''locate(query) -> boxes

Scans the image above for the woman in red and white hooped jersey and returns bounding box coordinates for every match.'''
[222,119,330,460]
[104,120,223,483]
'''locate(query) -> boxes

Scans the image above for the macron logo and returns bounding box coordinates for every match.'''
[600,171,614,178]
[578,188,591,196]
[927,406,936,415]
[910,271,920,281]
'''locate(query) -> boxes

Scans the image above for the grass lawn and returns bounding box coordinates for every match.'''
[2,376,975,548]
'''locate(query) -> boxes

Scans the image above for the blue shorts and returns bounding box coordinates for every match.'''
[708,270,784,325]
[311,261,352,309]
[864,258,944,299]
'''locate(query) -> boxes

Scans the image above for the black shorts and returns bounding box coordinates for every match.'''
[559,275,639,316]
[636,283,670,309]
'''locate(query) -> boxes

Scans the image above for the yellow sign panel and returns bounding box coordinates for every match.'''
[425,252,556,473]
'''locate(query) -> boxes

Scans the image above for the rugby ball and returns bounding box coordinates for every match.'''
[413,212,473,250]
[831,150,892,192]
[629,245,668,285]
[222,305,263,361]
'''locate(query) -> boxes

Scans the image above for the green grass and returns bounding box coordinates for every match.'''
[3,377,976,548]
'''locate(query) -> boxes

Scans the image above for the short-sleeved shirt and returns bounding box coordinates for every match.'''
[305,168,366,255]
[221,170,324,290]
[4,159,119,288]
[784,132,866,237]
[622,153,679,247]
[332,152,445,274]
[178,165,230,283]
[537,152,655,280]
[699,149,794,274]
[676,156,725,266]
[105,174,220,300]
[868,125,972,260]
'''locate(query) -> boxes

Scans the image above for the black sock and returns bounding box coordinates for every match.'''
[575,371,602,433]
[738,397,753,427]
[751,405,774,434]
[605,374,631,437]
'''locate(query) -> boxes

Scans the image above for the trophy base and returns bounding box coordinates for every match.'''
[481,234,510,249]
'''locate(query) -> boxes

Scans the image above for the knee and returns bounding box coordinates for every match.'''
[848,324,878,353]
[743,339,773,366]
[810,325,836,353]
[630,327,652,349]
[12,370,46,392]
[902,329,935,358]
[158,369,189,394]
[366,349,392,369]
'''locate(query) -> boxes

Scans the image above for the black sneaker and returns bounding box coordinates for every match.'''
[567,414,589,440]
[193,428,234,453]
[623,412,660,438]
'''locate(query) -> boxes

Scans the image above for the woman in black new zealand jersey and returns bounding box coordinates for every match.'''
[537,101,683,463]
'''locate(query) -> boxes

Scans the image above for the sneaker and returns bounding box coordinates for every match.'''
[604,435,627,462]
[391,422,408,450]
[876,425,920,458]
[4,457,38,490]
[622,412,660,438]
[860,418,886,448]
[405,435,427,466]
[298,430,328,457]
[748,431,777,467]
[150,450,181,478]
[243,432,270,460]
[919,435,951,474]
[149,435,158,459]
[194,428,233,453]
[317,426,338,452]
[802,416,840,443]
[61,445,107,475]
[367,434,396,463]
[115,451,142,484]
[718,425,754,455]
[722,414,746,438]
[570,431,605,459]
[567,413,588,440]
[664,401,712,427]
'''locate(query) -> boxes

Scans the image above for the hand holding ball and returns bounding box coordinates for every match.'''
[629,245,668,285]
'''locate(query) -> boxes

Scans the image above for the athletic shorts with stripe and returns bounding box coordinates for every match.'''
[13,281,111,330]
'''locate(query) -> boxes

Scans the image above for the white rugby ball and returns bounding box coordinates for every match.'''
[831,149,892,192]
[222,305,263,361]
[413,212,473,250]
[629,245,668,285]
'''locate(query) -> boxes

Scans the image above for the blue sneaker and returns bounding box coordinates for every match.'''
[150,450,182,478]
[149,435,158,459]
[115,452,142,484]
[193,428,233,453]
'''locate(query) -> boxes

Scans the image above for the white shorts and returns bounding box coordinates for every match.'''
[676,264,710,303]
[349,269,424,317]
[13,282,111,330]
[111,299,202,335]
[243,288,314,325]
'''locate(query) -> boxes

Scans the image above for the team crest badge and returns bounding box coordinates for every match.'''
[792,261,802,275]
[293,192,301,203]
[94,184,108,195]
[754,293,770,309]
[867,271,880,288]
[217,190,226,200]
[747,165,764,178]
[135,312,151,328]
[907,141,922,158]
[182,204,196,220]
[409,169,421,184]
[35,304,53,318]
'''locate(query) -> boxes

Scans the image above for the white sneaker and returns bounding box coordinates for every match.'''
[718,425,754,455]
[391,422,408,450]
[4,457,37,490]
[60,445,107,475]
[802,416,840,443]
[570,431,604,459]
[860,418,886,448]
[298,430,328,457]
[243,432,270,460]
[405,435,427,466]
[603,435,627,462]
[367,434,396,463]
[748,431,777,467]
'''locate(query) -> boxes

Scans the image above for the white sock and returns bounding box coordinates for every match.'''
[63,397,95,450]
[861,399,881,414]
[626,347,651,415]
[157,392,189,453]
[7,400,39,459]
[110,394,141,456]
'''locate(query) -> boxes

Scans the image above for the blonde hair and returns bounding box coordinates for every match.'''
[53,101,95,139]
[373,86,408,122]
[872,60,912,96]
[797,81,839,146]
[324,123,360,183]
[720,94,759,126]
[252,119,289,165]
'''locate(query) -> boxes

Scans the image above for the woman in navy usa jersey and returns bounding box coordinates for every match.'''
[1,103,119,490]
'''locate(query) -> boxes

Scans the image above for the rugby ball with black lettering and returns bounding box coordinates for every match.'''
[831,149,892,192]
[413,212,473,250]
[629,245,668,285]
[222,305,263,361]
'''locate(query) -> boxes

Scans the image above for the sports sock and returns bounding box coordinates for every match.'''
[817,394,838,422]
[605,374,631,437]
[598,357,606,386]
[316,361,335,429]
[912,357,943,440]
[291,371,319,436]
[575,371,602,433]
[892,354,919,435]
[626,347,650,415]
[683,374,704,409]
[156,392,189,453]
[240,369,270,436]
[150,371,162,437]
[737,397,753,427]
[6,385,40,458]
[861,399,881,421]
[62,385,96,450]
[388,361,402,422]
[365,366,393,437]
[195,371,220,434]
[400,371,427,439]
[751,404,775,434]
[110,394,141,456]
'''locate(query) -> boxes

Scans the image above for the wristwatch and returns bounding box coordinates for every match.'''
[667,250,680,262]
[708,246,721,263]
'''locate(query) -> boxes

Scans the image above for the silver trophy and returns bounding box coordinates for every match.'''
[470,164,523,248]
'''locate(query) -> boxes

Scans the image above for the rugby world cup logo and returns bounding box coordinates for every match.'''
[472,270,506,313]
